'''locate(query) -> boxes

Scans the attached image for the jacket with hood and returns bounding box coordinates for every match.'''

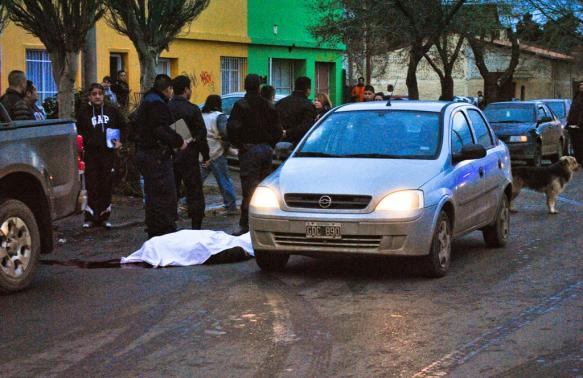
[276,90,316,145]
[135,89,183,153]
[76,102,126,151]
[0,88,34,121]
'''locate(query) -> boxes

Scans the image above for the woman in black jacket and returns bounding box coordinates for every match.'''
[77,83,126,229]
[567,82,583,163]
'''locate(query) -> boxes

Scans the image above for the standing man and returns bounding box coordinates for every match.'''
[102,76,118,105]
[276,76,316,146]
[477,90,485,109]
[134,74,187,239]
[351,77,365,102]
[227,74,282,235]
[0,70,34,120]
[363,85,376,101]
[112,70,130,110]
[76,83,126,229]
[169,75,210,230]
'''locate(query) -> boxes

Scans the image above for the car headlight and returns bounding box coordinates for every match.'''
[508,135,528,143]
[250,187,279,209]
[376,190,424,211]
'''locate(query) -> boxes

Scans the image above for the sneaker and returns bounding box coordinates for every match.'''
[103,222,112,229]
[82,221,93,229]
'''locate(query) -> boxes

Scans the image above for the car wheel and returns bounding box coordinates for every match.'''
[255,250,289,272]
[550,139,564,163]
[529,143,543,167]
[482,195,510,248]
[0,199,41,293]
[423,212,451,278]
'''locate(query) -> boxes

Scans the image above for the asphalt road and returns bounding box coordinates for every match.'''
[1,175,583,377]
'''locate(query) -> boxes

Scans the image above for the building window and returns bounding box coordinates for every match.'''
[221,57,247,94]
[315,62,332,95]
[156,58,172,76]
[271,59,295,95]
[26,49,57,103]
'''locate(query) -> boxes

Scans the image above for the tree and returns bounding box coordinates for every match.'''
[516,13,543,44]
[0,2,8,33]
[5,0,104,118]
[105,0,210,92]
[423,34,465,100]
[524,0,583,41]
[309,0,401,84]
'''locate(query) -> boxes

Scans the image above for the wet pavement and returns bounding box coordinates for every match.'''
[1,172,583,377]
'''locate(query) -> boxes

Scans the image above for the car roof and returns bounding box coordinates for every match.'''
[486,101,540,106]
[533,99,569,103]
[335,100,455,113]
[222,91,285,100]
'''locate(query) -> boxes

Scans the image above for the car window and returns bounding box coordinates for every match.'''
[222,96,241,115]
[467,109,494,148]
[546,102,565,118]
[484,104,535,123]
[297,110,441,159]
[537,106,548,121]
[451,112,474,154]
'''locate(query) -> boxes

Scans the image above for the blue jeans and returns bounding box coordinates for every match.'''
[201,155,237,210]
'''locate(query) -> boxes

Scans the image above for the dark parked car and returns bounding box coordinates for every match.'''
[536,99,573,155]
[484,101,565,166]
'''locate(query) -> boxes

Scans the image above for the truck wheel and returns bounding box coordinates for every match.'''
[482,195,510,248]
[423,211,451,278]
[0,199,41,293]
[255,250,289,272]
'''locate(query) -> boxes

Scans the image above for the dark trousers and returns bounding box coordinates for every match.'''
[135,150,177,239]
[174,145,205,229]
[84,148,114,224]
[568,128,583,164]
[239,144,273,228]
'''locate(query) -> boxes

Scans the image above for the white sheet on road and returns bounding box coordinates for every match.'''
[120,230,254,267]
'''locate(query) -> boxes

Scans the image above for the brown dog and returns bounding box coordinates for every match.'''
[511,156,579,214]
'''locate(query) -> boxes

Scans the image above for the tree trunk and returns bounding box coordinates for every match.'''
[441,71,454,101]
[82,26,97,88]
[137,47,158,93]
[51,51,79,119]
[483,72,500,104]
[406,51,423,100]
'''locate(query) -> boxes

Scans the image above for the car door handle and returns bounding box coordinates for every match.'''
[479,167,485,178]
[498,159,503,170]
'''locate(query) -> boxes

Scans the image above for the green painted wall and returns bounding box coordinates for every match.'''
[247,0,345,105]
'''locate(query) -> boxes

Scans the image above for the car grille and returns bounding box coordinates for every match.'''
[284,193,372,210]
[274,232,382,250]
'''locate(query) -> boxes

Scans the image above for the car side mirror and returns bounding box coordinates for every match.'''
[275,142,293,160]
[538,116,552,124]
[452,143,487,164]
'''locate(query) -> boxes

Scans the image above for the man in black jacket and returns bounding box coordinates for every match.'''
[135,74,187,239]
[276,76,316,145]
[169,75,211,229]
[0,70,34,121]
[228,74,282,234]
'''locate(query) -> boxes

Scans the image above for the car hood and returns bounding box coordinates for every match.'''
[272,157,442,197]
[489,122,535,135]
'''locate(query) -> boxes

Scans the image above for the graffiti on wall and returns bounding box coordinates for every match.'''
[182,69,216,93]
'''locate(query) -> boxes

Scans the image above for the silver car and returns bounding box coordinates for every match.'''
[249,101,513,277]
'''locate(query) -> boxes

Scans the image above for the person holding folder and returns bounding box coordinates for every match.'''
[76,83,126,229]
[169,75,210,230]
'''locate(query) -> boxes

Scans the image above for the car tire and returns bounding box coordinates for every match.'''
[423,211,451,278]
[529,143,543,167]
[550,139,564,163]
[482,195,510,248]
[255,250,289,272]
[0,199,41,294]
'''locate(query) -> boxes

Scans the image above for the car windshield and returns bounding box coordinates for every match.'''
[484,104,535,123]
[296,110,441,159]
[545,102,565,118]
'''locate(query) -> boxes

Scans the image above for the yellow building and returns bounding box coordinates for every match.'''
[0,0,250,106]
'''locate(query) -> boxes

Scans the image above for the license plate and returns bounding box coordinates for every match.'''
[305,222,342,239]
